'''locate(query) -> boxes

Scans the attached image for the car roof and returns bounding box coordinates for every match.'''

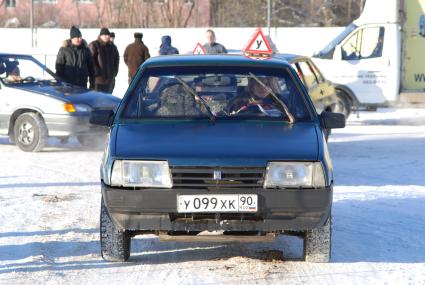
[273,53,309,63]
[0,53,35,59]
[141,54,292,69]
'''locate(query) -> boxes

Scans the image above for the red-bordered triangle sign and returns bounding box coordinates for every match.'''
[243,28,273,55]
[193,43,206,55]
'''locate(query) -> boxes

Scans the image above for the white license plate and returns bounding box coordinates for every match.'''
[177,194,258,213]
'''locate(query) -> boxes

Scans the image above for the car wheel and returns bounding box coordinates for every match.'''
[304,215,332,263]
[77,135,107,149]
[13,112,48,152]
[334,92,352,119]
[100,198,131,262]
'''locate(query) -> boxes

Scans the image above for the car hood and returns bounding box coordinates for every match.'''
[12,82,121,109]
[113,121,319,167]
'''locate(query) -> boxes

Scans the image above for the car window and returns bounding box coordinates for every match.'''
[0,56,55,84]
[308,61,325,83]
[342,27,385,60]
[296,61,319,89]
[121,66,312,122]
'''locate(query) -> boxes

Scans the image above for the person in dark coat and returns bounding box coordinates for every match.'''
[108,32,119,93]
[203,29,227,54]
[88,28,119,93]
[124,32,150,83]
[158,35,179,56]
[55,26,95,88]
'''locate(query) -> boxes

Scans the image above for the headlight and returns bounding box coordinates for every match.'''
[264,162,326,188]
[63,103,92,113]
[110,160,172,188]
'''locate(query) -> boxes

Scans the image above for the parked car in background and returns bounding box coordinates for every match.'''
[276,54,351,119]
[0,54,121,152]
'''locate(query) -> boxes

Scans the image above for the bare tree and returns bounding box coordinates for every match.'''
[159,0,195,28]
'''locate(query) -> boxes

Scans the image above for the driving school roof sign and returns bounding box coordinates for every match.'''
[243,28,273,58]
[193,43,206,55]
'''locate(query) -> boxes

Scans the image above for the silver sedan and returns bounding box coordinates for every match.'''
[0,54,120,152]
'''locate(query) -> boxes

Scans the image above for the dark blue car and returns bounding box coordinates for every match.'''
[92,55,345,263]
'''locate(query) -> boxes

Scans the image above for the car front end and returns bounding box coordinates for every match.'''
[94,55,344,262]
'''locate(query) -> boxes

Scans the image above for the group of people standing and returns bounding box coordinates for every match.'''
[55,27,227,93]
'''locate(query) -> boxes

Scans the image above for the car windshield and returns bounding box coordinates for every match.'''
[314,23,357,59]
[0,56,56,85]
[121,66,312,121]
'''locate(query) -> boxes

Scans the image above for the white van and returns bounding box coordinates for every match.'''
[313,0,425,110]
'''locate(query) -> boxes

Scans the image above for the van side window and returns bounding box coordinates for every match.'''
[361,27,385,59]
[342,27,385,60]
[342,30,361,60]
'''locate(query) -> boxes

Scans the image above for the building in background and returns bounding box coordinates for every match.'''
[0,0,363,28]
[0,0,211,28]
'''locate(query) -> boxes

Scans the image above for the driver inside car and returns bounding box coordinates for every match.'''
[228,77,277,115]
[4,66,22,83]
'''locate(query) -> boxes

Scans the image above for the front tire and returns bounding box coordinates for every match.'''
[100,198,131,262]
[304,215,332,263]
[13,112,48,152]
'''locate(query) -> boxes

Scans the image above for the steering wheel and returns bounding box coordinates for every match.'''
[21,76,36,83]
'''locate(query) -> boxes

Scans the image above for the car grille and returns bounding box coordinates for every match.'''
[170,166,265,189]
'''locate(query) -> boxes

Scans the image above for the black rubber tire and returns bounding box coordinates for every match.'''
[13,112,48,152]
[304,215,332,263]
[100,198,131,262]
[335,92,352,119]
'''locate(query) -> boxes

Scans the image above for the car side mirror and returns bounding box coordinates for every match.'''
[320,111,345,129]
[90,109,114,127]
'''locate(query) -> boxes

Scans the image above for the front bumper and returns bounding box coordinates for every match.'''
[101,182,333,232]
[43,113,108,137]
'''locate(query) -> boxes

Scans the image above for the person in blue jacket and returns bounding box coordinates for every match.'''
[158,35,179,56]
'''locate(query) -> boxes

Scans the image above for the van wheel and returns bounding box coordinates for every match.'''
[100,198,131,262]
[304,215,332,263]
[13,112,48,152]
[334,92,352,119]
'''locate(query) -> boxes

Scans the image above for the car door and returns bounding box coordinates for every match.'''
[0,81,12,135]
[292,59,327,113]
[338,25,389,103]
[308,60,337,107]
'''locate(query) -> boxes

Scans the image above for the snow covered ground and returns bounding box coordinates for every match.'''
[0,108,425,285]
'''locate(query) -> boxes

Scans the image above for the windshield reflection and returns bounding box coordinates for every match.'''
[314,23,357,59]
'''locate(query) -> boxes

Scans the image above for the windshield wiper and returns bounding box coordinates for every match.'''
[175,76,216,123]
[249,72,295,124]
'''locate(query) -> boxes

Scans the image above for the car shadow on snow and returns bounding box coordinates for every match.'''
[0,181,99,189]
[0,233,304,274]
[0,136,105,152]
[1,192,425,276]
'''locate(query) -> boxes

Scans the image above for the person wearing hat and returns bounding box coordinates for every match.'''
[88,27,119,93]
[124,32,150,83]
[55,26,95,88]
